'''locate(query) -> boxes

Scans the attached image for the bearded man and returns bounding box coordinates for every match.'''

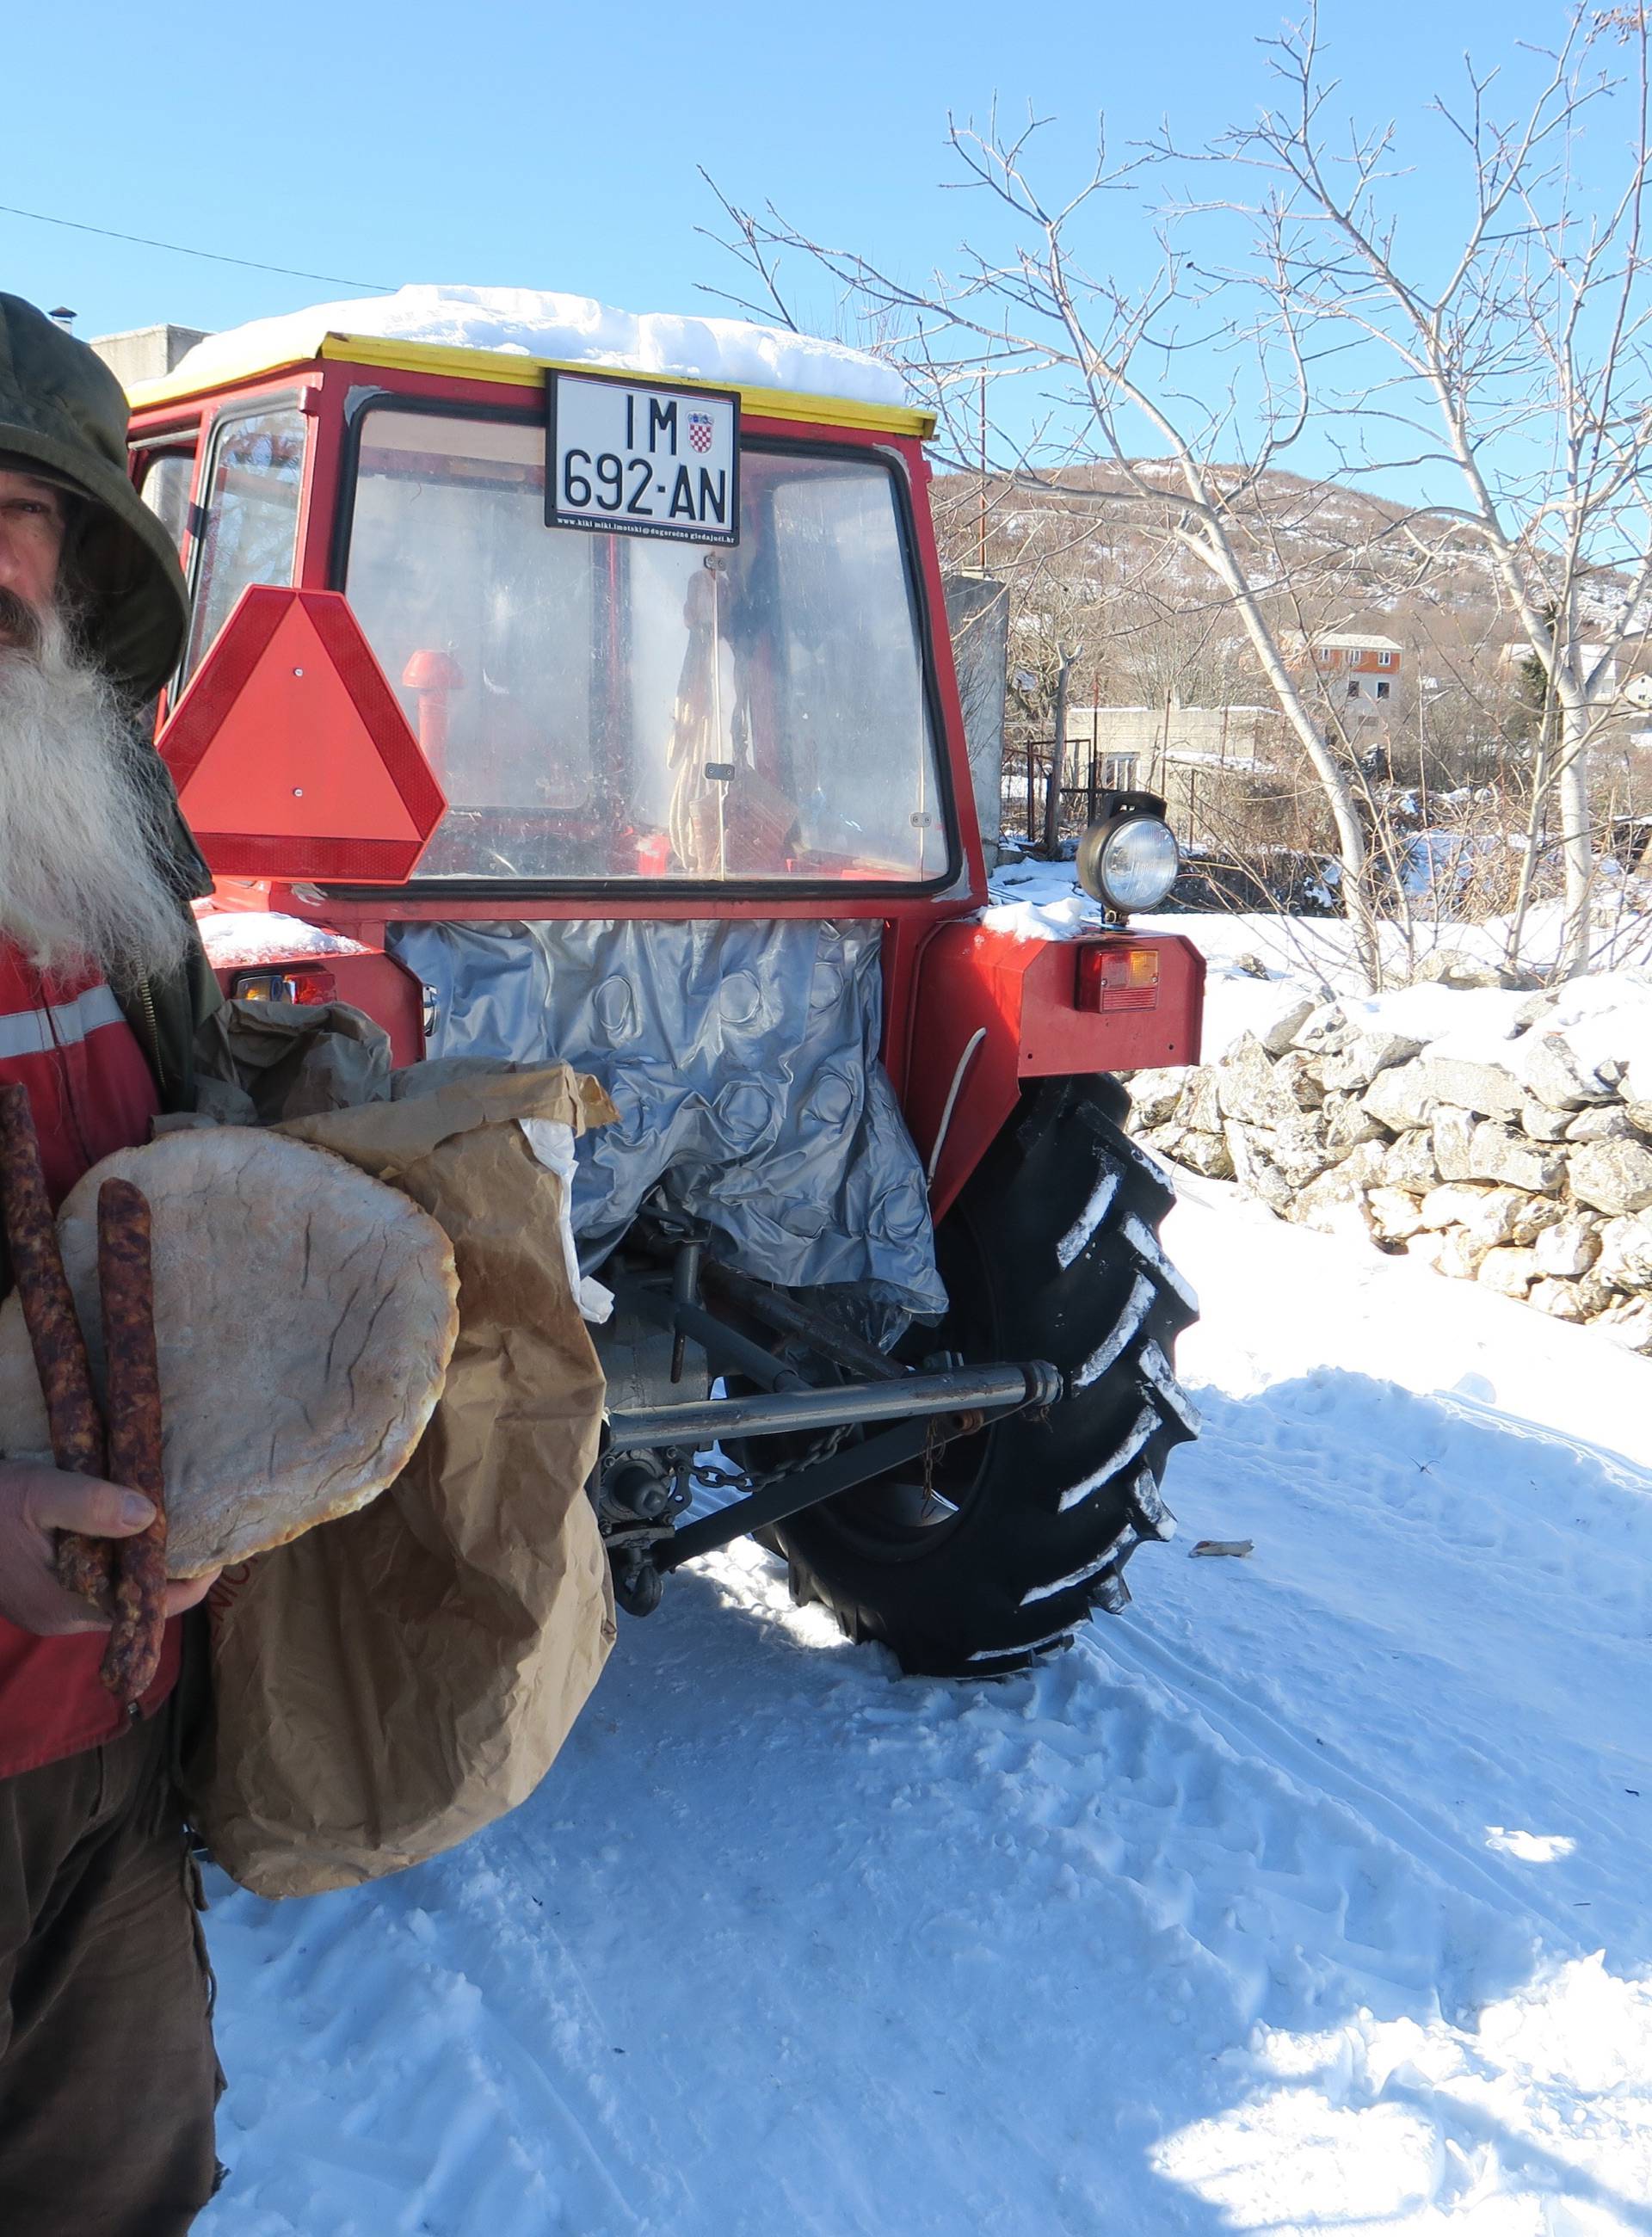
[0,293,225,2234]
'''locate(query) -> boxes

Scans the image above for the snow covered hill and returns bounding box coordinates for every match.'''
[195,1174,1651,2237]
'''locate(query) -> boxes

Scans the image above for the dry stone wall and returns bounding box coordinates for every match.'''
[1125,973,1652,1356]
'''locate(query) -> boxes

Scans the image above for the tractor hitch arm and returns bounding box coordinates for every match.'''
[653,1359,1058,1573]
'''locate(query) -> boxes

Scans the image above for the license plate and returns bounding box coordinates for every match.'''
[546,370,740,545]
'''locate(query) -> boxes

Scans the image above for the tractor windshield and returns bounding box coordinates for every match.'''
[342,407,951,886]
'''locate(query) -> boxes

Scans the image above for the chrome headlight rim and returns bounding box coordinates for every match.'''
[1076,798,1180,915]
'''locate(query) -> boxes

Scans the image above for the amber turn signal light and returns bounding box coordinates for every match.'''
[1074,945,1160,1014]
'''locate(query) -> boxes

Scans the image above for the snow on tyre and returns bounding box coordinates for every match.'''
[770,1078,1199,1676]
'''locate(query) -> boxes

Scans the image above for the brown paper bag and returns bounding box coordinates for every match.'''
[182,1063,619,1897]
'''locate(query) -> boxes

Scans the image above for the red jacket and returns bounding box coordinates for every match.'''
[0,944,179,1778]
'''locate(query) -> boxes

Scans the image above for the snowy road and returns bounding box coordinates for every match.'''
[197,1178,1652,2236]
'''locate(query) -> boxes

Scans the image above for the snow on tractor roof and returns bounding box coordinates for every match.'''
[137,283,925,433]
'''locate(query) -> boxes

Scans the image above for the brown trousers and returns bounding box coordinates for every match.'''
[0,1704,222,2235]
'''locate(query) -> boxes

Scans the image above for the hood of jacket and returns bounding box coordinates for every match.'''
[0,294,189,699]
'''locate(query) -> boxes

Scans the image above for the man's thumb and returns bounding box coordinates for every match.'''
[32,1478,154,1538]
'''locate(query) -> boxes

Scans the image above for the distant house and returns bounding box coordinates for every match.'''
[1292,631,1403,711]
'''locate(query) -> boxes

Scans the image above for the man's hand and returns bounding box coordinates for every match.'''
[0,1460,218,1636]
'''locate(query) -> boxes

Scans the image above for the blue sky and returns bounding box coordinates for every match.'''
[3,0,1615,501]
[5,1,1579,333]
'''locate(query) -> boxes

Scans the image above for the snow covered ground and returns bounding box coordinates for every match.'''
[195,1168,1652,2236]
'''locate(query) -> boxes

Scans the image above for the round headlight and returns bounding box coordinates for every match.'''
[1077,813,1180,915]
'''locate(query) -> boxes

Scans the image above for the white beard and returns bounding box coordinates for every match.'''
[0,606,191,984]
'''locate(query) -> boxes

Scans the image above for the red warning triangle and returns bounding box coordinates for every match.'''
[159,586,447,884]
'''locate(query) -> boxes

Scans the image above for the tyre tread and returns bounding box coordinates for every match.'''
[774,1084,1198,1676]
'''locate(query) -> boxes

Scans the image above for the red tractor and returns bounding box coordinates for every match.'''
[122,298,1205,1676]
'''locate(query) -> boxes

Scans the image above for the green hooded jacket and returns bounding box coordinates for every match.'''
[0,293,219,1110]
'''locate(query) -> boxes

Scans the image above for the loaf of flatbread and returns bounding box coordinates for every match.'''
[0,1129,459,1575]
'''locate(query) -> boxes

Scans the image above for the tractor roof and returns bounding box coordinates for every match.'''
[126,282,935,440]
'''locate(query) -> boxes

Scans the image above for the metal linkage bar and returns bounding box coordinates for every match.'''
[698,1262,906,1383]
[606,1359,1057,1454]
[609,1274,805,1396]
[660,1413,939,1570]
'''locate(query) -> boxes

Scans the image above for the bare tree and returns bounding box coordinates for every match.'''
[700,123,1384,984]
[1227,3,1652,974]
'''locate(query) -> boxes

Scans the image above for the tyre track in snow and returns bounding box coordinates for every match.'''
[200,1866,651,2235]
[1092,1614,1593,1953]
[864,1620,1550,2042]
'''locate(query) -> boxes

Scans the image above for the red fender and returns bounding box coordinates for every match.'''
[906,926,1205,1219]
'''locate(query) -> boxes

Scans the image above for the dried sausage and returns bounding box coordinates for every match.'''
[0,1082,114,1610]
[96,1178,168,1705]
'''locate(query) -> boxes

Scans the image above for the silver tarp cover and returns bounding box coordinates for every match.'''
[389,919,946,1314]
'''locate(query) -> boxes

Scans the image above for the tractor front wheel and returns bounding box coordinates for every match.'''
[769,1079,1199,1677]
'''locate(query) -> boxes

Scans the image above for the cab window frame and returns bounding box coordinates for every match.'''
[129,425,201,561]
[178,391,309,686]
[324,389,962,904]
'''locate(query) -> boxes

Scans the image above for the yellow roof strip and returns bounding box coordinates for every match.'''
[126,329,936,439]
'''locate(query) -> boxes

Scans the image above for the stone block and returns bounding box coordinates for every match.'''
[1405,1230,1446,1269]
[1594,1212,1652,1292]
[1414,951,1538,990]
[1289,1164,1376,1242]
[1216,1034,1300,1129]
[1383,1129,1441,1194]
[1362,1060,1439,1133]
[1466,1120,1565,1193]
[1322,1093,1390,1151]
[1412,1051,1525,1119]
[1173,1127,1236,1180]
[1507,1028,1617,1112]
[1432,1106,1476,1182]
[1224,1122,1294,1216]
[1521,1101,1574,1143]
[1369,1186,1427,1241]
[1476,1246,1538,1297]
[1270,1112,1334,1187]
[1272,1050,1326,1112]
[1179,1068,1222,1136]
[1291,1002,1355,1057]
[1417,1183,1525,1245]
[1339,1139,1393,1192]
[1529,1278,1586,1322]
[1534,1217,1600,1278]
[1316,1032,1427,1095]
[1569,1138,1652,1217]
[1563,1105,1635,1143]
[1436,1227,1491,1279]
[1126,1068,1188,1130]
[1510,1195,1567,1248]
[1176,1131,1236,1180]
[1260,997,1318,1057]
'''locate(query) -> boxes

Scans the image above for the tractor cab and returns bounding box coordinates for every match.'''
[130,323,969,895]
[122,290,1203,1676]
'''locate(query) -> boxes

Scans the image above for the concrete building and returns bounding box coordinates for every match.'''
[1057,704,1296,846]
[88,324,211,388]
